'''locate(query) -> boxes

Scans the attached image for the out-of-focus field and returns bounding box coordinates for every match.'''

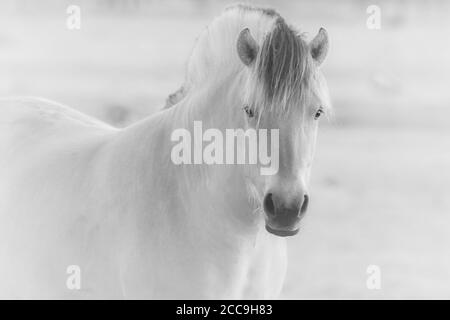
[1,0,449,298]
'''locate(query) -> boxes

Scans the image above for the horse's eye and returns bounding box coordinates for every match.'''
[314,108,324,120]
[244,105,255,118]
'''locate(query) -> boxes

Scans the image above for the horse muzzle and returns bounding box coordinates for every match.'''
[263,192,309,237]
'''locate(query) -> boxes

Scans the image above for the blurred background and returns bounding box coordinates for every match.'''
[0,0,449,299]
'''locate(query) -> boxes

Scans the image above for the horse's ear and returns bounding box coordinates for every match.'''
[309,28,329,65]
[237,28,259,66]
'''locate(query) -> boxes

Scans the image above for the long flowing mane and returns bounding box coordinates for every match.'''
[165,4,329,116]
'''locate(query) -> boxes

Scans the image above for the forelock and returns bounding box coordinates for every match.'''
[255,18,314,114]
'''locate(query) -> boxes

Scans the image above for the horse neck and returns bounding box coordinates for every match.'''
[170,76,263,235]
[108,73,264,244]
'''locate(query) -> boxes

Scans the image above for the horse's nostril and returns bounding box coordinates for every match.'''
[263,193,275,216]
[300,194,309,215]
[264,193,308,218]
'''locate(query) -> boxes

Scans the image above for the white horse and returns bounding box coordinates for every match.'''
[0,4,330,299]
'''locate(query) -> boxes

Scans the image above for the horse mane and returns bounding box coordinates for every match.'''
[165,3,323,115]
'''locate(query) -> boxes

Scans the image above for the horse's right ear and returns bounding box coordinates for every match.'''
[236,28,259,66]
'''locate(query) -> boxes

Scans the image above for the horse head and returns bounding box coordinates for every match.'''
[235,14,331,236]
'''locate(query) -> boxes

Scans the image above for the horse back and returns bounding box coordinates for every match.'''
[0,97,117,158]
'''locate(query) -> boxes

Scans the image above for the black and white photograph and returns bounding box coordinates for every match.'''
[0,0,449,303]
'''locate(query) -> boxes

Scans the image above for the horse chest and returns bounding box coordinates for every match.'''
[239,236,287,299]
[119,228,287,299]
[190,235,288,299]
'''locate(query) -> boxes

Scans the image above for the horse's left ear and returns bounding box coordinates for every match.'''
[237,28,259,66]
[309,28,329,65]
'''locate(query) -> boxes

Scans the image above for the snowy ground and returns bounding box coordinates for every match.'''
[0,0,449,299]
